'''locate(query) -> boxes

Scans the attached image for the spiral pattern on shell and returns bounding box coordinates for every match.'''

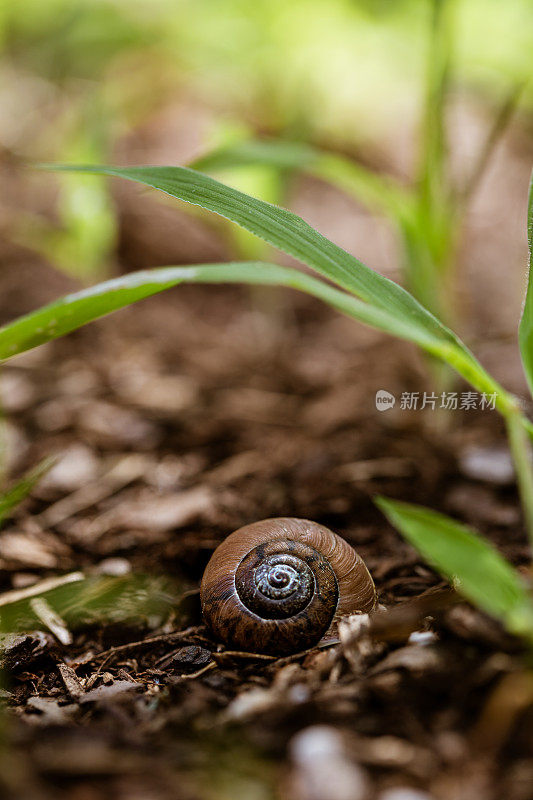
[200,517,377,655]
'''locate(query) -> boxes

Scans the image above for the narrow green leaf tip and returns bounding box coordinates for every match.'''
[375,495,533,640]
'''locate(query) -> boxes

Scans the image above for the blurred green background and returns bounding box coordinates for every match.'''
[0,0,532,279]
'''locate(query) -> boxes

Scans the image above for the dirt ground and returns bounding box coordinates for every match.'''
[0,105,532,800]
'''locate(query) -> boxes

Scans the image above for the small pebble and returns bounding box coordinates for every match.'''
[289,726,369,800]
[225,688,275,721]
[43,444,99,492]
[379,789,435,800]
[459,444,514,484]
[96,557,132,577]
[2,422,30,472]
[407,631,437,646]
[1,371,35,412]
[288,683,310,704]
[290,726,345,763]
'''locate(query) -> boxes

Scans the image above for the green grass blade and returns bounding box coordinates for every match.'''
[376,496,533,640]
[43,164,448,342]
[418,0,453,214]
[191,139,409,218]
[0,252,518,427]
[519,169,533,399]
[39,164,520,415]
[0,263,460,362]
[0,457,55,527]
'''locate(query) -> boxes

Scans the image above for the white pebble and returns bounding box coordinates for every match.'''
[379,789,435,800]
[407,631,437,646]
[459,445,514,484]
[289,726,368,800]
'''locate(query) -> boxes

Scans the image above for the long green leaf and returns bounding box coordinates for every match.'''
[42,165,517,416]
[191,138,409,219]
[0,263,460,362]
[44,164,447,336]
[376,496,533,640]
[519,169,533,399]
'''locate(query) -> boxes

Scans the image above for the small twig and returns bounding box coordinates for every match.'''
[29,597,72,645]
[86,626,201,664]
[175,662,217,681]
[212,650,277,662]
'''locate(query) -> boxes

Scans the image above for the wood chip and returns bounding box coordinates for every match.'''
[82,486,214,539]
[0,532,61,568]
[29,597,72,645]
[39,454,150,526]
[57,663,85,700]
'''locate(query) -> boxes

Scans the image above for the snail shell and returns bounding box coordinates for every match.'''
[200,517,377,655]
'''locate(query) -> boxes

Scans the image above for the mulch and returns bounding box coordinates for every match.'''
[0,251,531,800]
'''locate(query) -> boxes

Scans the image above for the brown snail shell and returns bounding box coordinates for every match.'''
[200,517,377,656]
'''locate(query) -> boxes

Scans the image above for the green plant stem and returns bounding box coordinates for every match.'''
[434,343,518,419]
[418,0,453,216]
[506,410,533,549]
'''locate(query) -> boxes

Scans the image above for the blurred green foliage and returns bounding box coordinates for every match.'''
[2,0,531,155]
[0,574,180,634]
[0,0,531,278]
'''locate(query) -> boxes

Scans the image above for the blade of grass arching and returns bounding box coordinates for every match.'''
[375,497,533,642]
[41,164,462,338]
[43,164,460,341]
[191,138,410,220]
[42,165,523,418]
[0,263,468,361]
[0,457,55,527]
[35,172,473,343]
[0,257,522,432]
[519,169,533,399]
[66,164,415,311]
[409,0,457,327]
